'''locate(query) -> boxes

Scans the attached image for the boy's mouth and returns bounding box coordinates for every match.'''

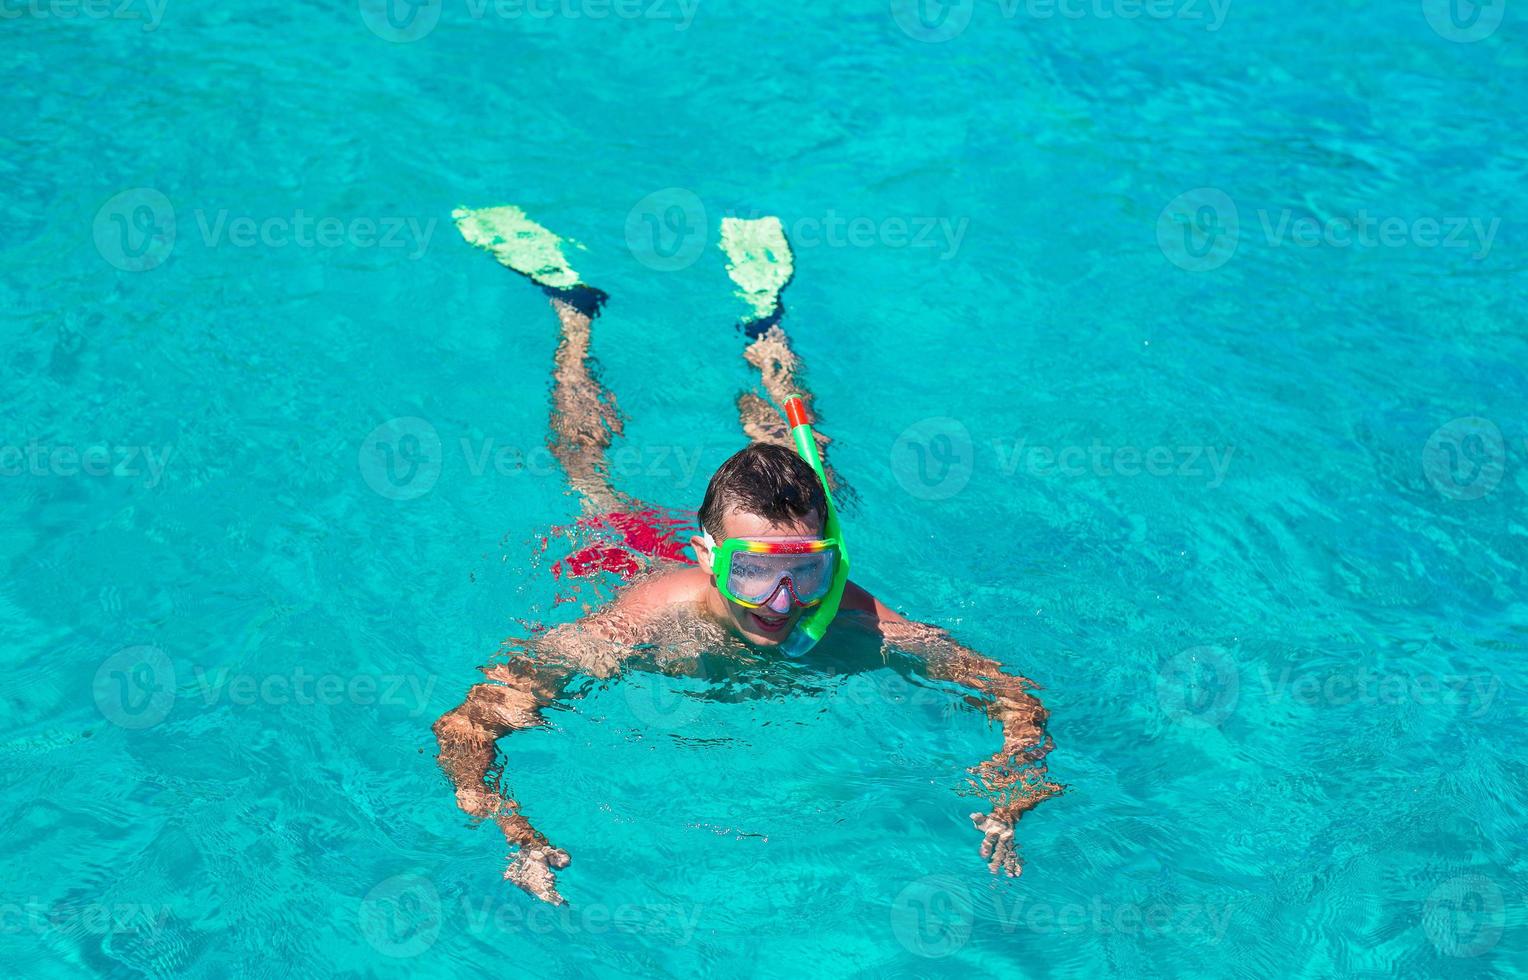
[749,611,789,634]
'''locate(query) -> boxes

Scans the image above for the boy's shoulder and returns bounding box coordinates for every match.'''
[839,580,906,625]
[614,563,713,616]
[840,581,876,615]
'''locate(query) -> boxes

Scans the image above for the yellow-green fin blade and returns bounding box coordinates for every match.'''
[452,204,582,291]
[719,216,794,323]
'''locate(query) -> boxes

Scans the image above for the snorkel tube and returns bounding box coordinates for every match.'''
[779,397,849,658]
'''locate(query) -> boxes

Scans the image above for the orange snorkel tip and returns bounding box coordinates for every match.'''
[784,397,810,429]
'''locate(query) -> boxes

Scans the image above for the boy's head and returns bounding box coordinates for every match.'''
[692,442,827,646]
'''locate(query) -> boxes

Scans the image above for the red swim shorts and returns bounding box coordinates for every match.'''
[550,507,697,581]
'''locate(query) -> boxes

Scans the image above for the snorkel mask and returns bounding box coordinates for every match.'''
[702,534,840,610]
[704,398,851,657]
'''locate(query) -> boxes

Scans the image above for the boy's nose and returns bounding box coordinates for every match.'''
[764,583,794,614]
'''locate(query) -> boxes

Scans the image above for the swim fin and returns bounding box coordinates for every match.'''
[719,216,794,333]
[452,204,584,291]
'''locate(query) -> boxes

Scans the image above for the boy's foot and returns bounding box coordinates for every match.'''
[719,216,794,335]
[453,204,584,291]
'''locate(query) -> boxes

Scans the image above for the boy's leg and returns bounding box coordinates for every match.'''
[721,217,848,496]
[737,325,818,452]
[454,206,628,515]
[546,290,628,515]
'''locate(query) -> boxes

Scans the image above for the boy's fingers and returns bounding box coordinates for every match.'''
[507,847,573,905]
[971,810,1022,875]
[988,838,1017,876]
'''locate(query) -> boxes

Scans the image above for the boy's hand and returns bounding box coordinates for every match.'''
[506,844,572,906]
[450,784,571,904]
[970,810,1020,877]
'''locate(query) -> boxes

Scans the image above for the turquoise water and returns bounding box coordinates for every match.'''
[4,0,1527,975]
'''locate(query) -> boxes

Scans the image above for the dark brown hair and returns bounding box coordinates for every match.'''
[697,442,826,536]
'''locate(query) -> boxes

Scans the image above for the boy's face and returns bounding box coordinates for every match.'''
[694,507,824,648]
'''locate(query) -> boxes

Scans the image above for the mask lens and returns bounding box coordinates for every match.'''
[728,552,786,604]
[725,546,837,606]
[782,551,835,602]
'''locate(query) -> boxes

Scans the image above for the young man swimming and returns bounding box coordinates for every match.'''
[433,208,1060,905]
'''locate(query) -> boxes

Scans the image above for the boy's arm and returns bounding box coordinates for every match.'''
[432,570,691,905]
[433,658,573,903]
[841,585,1063,876]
